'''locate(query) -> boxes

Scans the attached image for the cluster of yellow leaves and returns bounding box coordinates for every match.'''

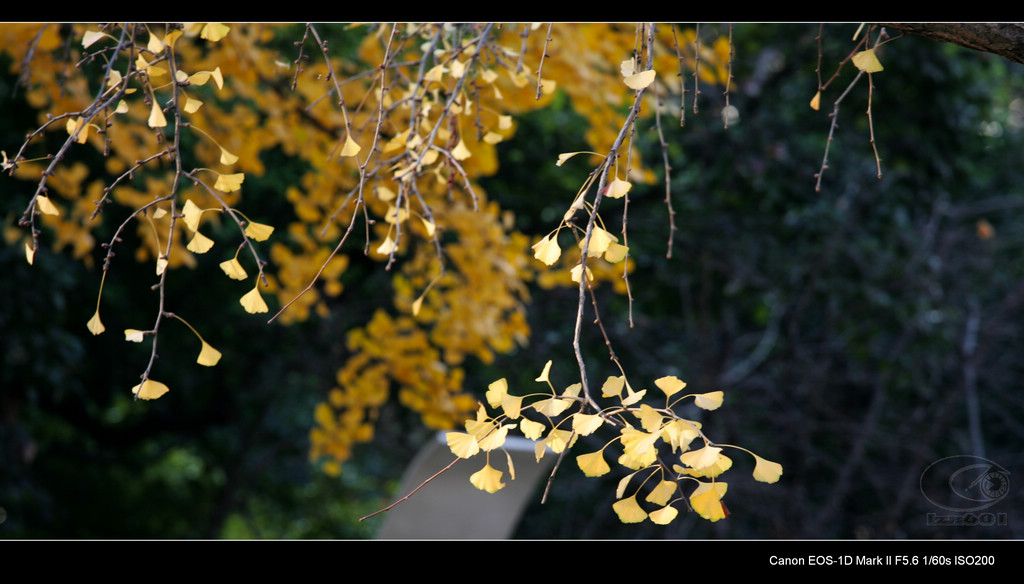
[1,24,290,400]
[447,361,782,525]
[181,198,276,316]
[311,199,535,473]
[310,309,481,475]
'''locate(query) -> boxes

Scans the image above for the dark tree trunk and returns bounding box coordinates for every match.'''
[877,23,1024,65]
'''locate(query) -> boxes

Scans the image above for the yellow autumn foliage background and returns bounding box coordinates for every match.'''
[1,23,731,478]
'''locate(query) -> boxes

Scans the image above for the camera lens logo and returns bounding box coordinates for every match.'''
[920,455,1009,512]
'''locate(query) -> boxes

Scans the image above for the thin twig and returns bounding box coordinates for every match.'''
[359,455,462,522]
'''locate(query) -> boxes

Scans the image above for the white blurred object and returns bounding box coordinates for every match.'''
[377,432,554,539]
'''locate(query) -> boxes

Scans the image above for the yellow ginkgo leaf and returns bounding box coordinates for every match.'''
[752,454,784,484]
[385,205,409,225]
[147,32,164,54]
[679,444,723,470]
[535,360,553,383]
[509,70,529,88]
[572,413,604,436]
[82,30,108,48]
[425,64,445,84]
[635,403,664,433]
[201,23,231,42]
[620,427,659,458]
[469,463,505,493]
[148,102,167,128]
[543,428,575,453]
[504,450,516,482]
[210,67,224,89]
[124,329,146,342]
[214,172,244,192]
[418,148,439,168]
[562,382,581,398]
[197,340,222,366]
[478,423,515,451]
[645,479,678,507]
[694,391,724,410]
[624,69,656,90]
[519,418,545,441]
[620,388,646,407]
[66,117,88,144]
[601,375,625,398]
[219,257,247,280]
[580,226,616,257]
[340,134,361,157]
[606,178,632,199]
[689,481,728,522]
[132,378,170,400]
[810,90,822,111]
[188,68,224,89]
[219,147,238,165]
[485,378,508,408]
[534,397,573,417]
[376,185,396,202]
[187,231,215,254]
[240,285,268,314]
[450,59,466,79]
[244,221,274,241]
[24,241,34,265]
[649,505,679,525]
[615,474,633,500]
[480,68,499,84]
[156,257,168,276]
[604,241,629,263]
[446,431,480,459]
[570,264,593,283]
[87,310,105,335]
[661,419,701,452]
[383,130,409,154]
[612,495,648,524]
[500,395,523,420]
[654,375,686,398]
[577,450,611,477]
[556,151,585,166]
[36,195,60,216]
[531,234,561,265]
[452,139,472,161]
[376,235,396,256]
[420,217,435,237]
[680,452,733,478]
[181,199,203,231]
[619,446,657,470]
[164,30,183,49]
[852,49,884,73]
